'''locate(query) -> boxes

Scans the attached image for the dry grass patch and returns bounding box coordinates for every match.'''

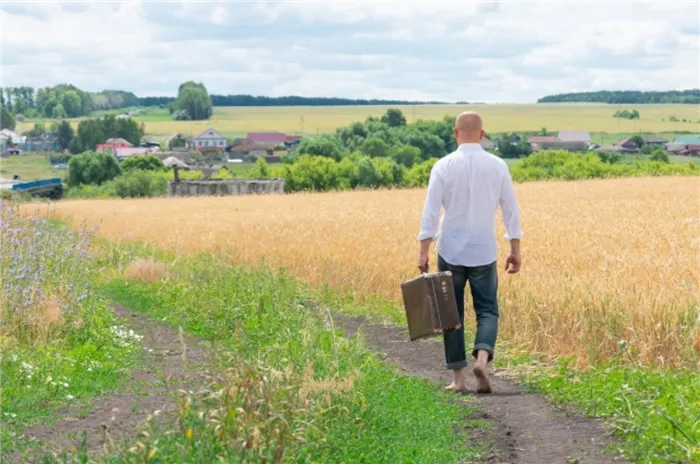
[49,177,700,368]
[124,257,167,284]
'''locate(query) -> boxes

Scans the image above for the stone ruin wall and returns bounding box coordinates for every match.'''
[167,179,285,197]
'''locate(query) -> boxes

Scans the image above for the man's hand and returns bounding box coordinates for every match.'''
[505,252,521,274]
[418,251,429,273]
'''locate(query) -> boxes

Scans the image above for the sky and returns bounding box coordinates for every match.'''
[1,0,698,103]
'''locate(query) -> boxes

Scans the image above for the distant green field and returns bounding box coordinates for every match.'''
[15,104,700,139]
[0,154,66,181]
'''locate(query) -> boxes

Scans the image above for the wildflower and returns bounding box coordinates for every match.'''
[66,395,75,400]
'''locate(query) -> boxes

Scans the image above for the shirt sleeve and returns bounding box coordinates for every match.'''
[417,163,443,241]
[500,164,523,241]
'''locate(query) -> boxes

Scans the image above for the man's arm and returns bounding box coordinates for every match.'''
[417,164,443,272]
[500,165,523,273]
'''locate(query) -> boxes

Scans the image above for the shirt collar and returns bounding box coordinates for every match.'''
[457,142,483,152]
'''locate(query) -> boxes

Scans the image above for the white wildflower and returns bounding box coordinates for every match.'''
[66,395,75,400]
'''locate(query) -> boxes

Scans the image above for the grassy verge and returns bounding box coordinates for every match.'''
[521,360,699,463]
[0,154,66,181]
[301,270,700,463]
[0,203,140,459]
[79,250,490,463]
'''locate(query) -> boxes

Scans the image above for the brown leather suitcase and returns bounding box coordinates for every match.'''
[400,271,461,341]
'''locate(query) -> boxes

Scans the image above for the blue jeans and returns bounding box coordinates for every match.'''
[437,254,499,370]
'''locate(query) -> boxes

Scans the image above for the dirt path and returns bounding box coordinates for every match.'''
[15,305,216,462]
[337,314,630,464]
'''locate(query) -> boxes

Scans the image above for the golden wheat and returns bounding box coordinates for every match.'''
[48,177,699,368]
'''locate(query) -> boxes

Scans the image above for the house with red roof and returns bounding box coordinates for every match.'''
[246,132,287,147]
[97,137,133,152]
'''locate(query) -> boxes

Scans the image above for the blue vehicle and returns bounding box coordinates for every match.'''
[11,177,63,199]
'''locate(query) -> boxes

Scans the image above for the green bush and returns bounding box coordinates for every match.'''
[66,171,168,199]
[510,150,698,182]
[110,170,168,198]
[650,149,670,163]
[67,151,122,186]
[120,155,166,173]
[405,158,438,187]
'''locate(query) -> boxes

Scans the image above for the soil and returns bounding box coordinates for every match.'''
[14,305,217,462]
[337,314,630,464]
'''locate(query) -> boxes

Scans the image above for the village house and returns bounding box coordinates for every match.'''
[531,140,589,152]
[186,128,227,152]
[284,135,303,148]
[612,138,639,153]
[21,133,60,152]
[558,130,591,144]
[681,145,700,156]
[228,144,274,158]
[247,132,287,147]
[480,138,495,151]
[97,137,132,152]
[507,132,522,143]
[665,143,685,153]
[528,136,560,145]
[113,147,161,160]
[643,135,668,147]
[673,135,700,146]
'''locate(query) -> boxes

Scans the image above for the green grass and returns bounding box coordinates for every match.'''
[0,154,66,181]
[521,360,700,463]
[0,206,140,459]
[66,248,490,463]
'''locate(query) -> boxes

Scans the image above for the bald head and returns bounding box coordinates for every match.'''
[454,111,484,144]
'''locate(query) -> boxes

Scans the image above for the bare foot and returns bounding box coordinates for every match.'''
[444,380,468,392]
[445,367,468,392]
[473,362,492,394]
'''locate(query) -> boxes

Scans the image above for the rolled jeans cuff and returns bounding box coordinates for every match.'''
[446,359,468,370]
[472,343,494,362]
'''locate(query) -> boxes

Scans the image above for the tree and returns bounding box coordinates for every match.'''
[57,120,74,150]
[297,134,343,161]
[62,90,83,117]
[359,137,389,158]
[252,156,270,178]
[498,135,533,159]
[0,107,15,130]
[120,155,167,173]
[71,115,142,153]
[630,135,645,148]
[171,81,213,120]
[381,108,407,127]
[67,151,122,186]
[52,104,66,118]
[390,144,421,168]
[650,149,670,163]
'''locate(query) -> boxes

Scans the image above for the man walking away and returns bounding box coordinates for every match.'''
[416,112,522,393]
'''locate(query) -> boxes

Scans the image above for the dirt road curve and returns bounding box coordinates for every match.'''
[338,314,630,464]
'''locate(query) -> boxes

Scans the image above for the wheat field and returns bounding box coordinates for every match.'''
[16,104,700,137]
[48,177,699,368]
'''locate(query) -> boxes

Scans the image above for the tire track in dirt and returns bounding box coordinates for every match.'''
[13,305,217,463]
[336,314,630,464]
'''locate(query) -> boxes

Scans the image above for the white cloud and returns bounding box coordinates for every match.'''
[0,0,697,102]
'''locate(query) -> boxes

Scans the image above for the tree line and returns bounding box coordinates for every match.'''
[538,89,700,104]
[140,95,447,107]
[0,85,140,121]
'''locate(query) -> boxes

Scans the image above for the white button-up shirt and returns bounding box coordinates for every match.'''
[418,142,523,267]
